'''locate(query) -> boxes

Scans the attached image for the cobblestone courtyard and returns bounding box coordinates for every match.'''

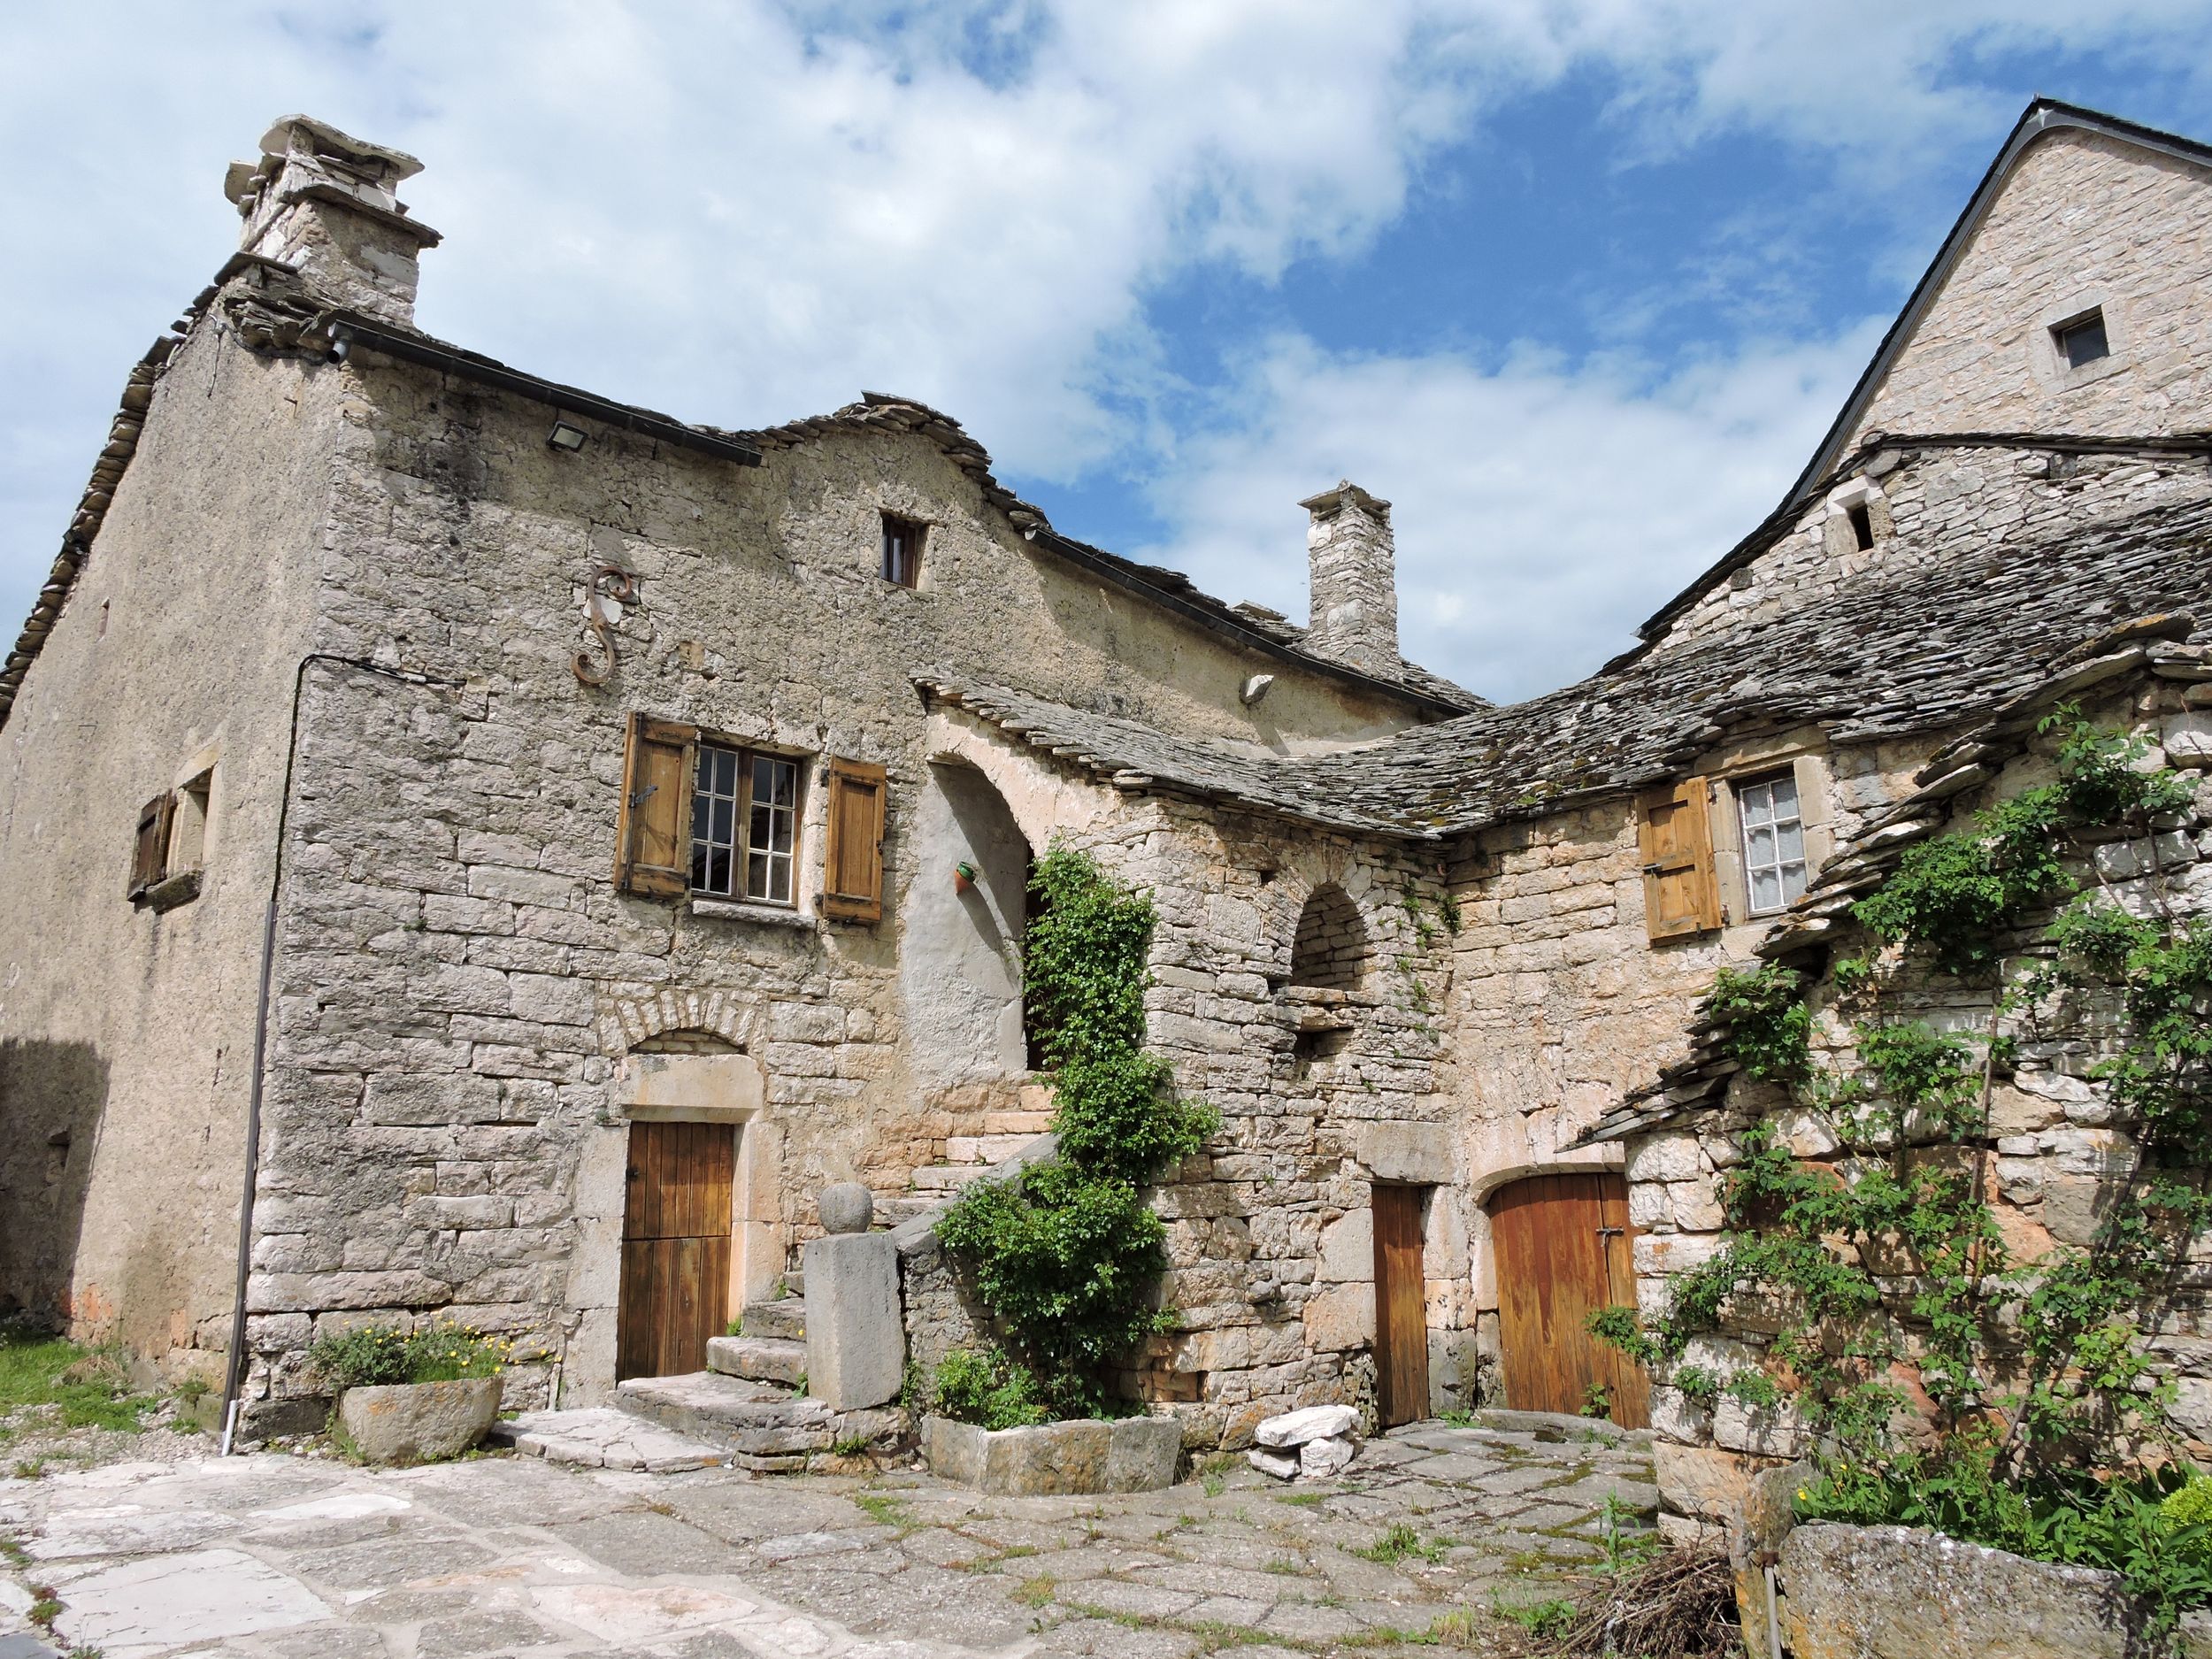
[0,1416,1656,1658]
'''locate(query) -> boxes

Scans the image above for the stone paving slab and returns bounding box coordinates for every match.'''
[0,1420,1655,1656]
[493,1407,732,1472]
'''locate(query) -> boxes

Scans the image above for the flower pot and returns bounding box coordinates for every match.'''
[337,1376,503,1464]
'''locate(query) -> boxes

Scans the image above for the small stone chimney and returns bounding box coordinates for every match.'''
[1299,481,1398,672]
[224,115,440,325]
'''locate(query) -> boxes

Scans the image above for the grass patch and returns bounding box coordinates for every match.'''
[831,1432,877,1458]
[851,1492,917,1534]
[1273,1491,1325,1508]
[0,1327,153,1436]
[1354,1522,1447,1565]
[1491,1593,1577,1640]
[1013,1573,1056,1607]
[1263,1556,1302,1574]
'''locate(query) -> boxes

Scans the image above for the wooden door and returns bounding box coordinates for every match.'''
[1489,1172,1650,1427]
[1372,1185,1431,1428]
[617,1121,735,1380]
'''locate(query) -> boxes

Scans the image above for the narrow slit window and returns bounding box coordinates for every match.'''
[881,513,924,587]
[1845,501,1875,551]
[2054,309,2109,370]
[1737,772,1808,916]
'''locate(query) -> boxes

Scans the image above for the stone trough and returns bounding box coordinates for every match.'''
[922,1414,1184,1496]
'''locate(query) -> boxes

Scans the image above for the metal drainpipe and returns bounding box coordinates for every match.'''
[219,653,463,1454]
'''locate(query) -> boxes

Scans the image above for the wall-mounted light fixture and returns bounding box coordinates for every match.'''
[1240,673,1276,706]
[547,419,588,452]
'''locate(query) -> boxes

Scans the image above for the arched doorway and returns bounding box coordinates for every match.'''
[1488,1172,1650,1427]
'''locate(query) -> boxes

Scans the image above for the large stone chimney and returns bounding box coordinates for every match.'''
[224,115,440,325]
[1299,481,1398,672]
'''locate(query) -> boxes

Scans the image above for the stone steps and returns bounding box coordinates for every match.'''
[910,1163,991,1192]
[873,1195,938,1228]
[943,1132,1040,1165]
[738,1297,806,1342]
[707,1333,805,1387]
[611,1371,902,1472]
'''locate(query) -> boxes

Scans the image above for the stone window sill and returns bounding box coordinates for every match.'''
[142,869,203,914]
[689,895,816,930]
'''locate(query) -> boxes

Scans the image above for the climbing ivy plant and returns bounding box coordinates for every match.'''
[1592,706,2212,1632]
[935,842,1218,1417]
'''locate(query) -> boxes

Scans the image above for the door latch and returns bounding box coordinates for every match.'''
[1595,1225,1624,1240]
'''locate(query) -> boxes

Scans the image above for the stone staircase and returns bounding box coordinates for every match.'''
[902,1084,1055,1198]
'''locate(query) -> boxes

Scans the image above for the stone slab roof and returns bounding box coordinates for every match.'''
[926,476,2212,847]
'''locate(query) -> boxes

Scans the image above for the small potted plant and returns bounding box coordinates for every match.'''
[307,1319,512,1464]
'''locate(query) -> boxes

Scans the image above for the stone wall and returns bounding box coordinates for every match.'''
[1656,442,2212,656]
[213,312,1463,1430]
[0,312,337,1381]
[1622,677,2212,1538]
[1855,128,2212,446]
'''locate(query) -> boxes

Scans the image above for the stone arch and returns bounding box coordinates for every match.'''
[1288,881,1371,990]
[595,987,761,1060]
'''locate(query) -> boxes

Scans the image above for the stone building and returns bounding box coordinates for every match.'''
[4,96,2212,1497]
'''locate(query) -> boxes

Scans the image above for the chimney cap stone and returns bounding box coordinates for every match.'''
[1298,480,1391,518]
[257,114,425,182]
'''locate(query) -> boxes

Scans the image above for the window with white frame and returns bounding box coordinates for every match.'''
[690,743,801,905]
[1736,771,1808,915]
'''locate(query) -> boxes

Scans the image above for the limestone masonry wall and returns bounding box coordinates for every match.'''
[1624,679,2212,1539]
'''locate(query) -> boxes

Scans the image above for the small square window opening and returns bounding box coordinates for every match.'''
[2054,309,2109,370]
[690,742,803,906]
[1846,502,1876,551]
[881,514,924,588]
[1737,772,1808,916]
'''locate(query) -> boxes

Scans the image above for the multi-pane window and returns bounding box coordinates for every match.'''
[1737,772,1808,916]
[881,513,924,587]
[690,743,800,905]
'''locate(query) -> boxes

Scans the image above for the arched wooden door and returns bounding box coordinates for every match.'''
[1489,1172,1650,1427]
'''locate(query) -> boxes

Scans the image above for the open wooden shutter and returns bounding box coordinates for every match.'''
[128,791,173,899]
[1638,775,1721,941]
[821,758,887,922]
[616,714,695,896]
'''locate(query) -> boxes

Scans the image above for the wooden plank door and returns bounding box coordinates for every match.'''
[1372,1185,1430,1428]
[1489,1172,1651,1427]
[617,1121,735,1380]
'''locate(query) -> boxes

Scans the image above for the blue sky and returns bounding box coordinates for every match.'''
[4,4,2212,703]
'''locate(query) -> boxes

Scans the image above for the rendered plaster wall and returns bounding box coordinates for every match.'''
[1624,680,2212,1539]
[227,336,1457,1425]
[1655,443,2212,656]
[0,312,335,1376]
[1855,129,2212,444]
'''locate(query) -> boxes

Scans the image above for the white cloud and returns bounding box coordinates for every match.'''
[1138,324,1886,702]
[1,1,2207,698]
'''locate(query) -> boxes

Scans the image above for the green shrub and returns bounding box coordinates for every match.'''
[931,1347,1051,1431]
[306,1321,511,1389]
[2163,1475,2212,1532]
[936,843,1218,1416]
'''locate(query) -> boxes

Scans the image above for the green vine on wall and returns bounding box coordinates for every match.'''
[934,843,1219,1417]
[1593,707,2212,1632]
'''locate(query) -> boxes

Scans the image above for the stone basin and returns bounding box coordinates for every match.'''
[336,1376,503,1464]
[922,1414,1183,1495]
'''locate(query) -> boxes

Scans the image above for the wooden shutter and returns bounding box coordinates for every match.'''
[1638,774,1721,941]
[128,791,173,898]
[615,714,695,896]
[821,758,887,922]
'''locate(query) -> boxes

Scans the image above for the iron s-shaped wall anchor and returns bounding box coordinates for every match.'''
[572,563,640,687]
